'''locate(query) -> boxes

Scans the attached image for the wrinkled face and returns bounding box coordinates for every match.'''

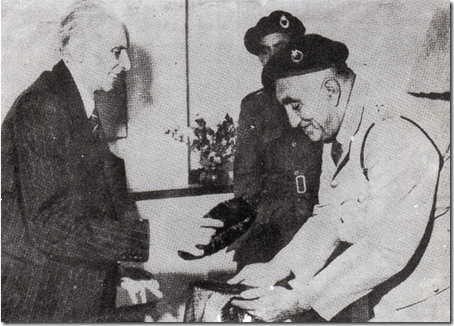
[276,72,345,142]
[69,16,131,92]
[258,32,291,66]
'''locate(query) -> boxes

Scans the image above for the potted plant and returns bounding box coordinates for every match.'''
[165,114,236,186]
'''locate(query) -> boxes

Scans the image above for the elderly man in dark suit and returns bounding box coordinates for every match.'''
[1,1,158,322]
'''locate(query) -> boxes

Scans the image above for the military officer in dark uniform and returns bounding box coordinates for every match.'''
[179,12,324,322]
[231,11,323,270]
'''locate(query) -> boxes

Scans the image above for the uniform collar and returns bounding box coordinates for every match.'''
[64,59,96,118]
[335,77,368,149]
[329,78,369,179]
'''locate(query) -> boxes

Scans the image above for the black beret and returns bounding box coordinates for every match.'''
[262,34,349,91]
[244,11,306,55]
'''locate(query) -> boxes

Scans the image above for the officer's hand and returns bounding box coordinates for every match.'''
[230,286,309,322]
[194,217,225,254]
[178,197,256,260]
[177,215,224,260]
[121,277,163,305]
[204,197,255,226]
[227,262,291,288]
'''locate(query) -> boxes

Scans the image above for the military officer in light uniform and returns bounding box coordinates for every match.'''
[232,11,323,270]
[228,34,450,322]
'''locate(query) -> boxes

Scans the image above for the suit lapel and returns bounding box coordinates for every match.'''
[50,61,122,212]
[50,61,94,141]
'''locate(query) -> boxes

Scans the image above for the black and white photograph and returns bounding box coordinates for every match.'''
[1,0,450,322]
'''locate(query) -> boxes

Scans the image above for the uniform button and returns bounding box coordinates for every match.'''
[294,170,299,176]
[292,141,297,147]
[330,180,338,188]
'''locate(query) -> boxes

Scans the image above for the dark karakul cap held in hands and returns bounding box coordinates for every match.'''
[244,11,306,55]
[262,34,349,92]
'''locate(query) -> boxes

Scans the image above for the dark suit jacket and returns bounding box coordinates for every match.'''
[233,89,323,270]
[1,60,148,322]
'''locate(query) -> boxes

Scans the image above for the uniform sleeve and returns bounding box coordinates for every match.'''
[233,96,264,204]
[306,120,441,320]
[272,211,340,282]
[12,98,148,266]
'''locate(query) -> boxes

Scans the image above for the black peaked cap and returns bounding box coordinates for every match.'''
[244,10,306,55]
[262,34,349,91]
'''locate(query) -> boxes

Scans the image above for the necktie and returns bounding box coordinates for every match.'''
[331,140,343,166]
[88,109,103,139]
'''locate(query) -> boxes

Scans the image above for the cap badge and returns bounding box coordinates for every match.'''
[291,49,303,63]
[280,15,289,28]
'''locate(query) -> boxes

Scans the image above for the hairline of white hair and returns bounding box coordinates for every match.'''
[58,0,124,53]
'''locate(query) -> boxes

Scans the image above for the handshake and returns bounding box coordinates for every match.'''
[178,197,257,260]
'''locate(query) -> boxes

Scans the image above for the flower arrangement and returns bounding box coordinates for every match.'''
[165,114,236,186]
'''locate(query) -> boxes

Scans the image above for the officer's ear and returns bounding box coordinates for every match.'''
[321,77,341,107]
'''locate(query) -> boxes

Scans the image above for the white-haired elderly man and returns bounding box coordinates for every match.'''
[228,34,450,322]
[2,1,160,322]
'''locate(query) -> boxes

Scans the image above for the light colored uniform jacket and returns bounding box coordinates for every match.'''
[275,80,450,322]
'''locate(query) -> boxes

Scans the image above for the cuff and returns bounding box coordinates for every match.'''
[119,219,149,262]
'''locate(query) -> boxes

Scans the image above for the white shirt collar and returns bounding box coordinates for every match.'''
[65,60,96,118]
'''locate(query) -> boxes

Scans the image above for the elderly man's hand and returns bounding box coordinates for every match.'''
[227,262,291,288]
[230,286,310,322]
[121,277,163,305]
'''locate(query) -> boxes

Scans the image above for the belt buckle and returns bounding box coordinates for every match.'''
[295,175,306,194]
